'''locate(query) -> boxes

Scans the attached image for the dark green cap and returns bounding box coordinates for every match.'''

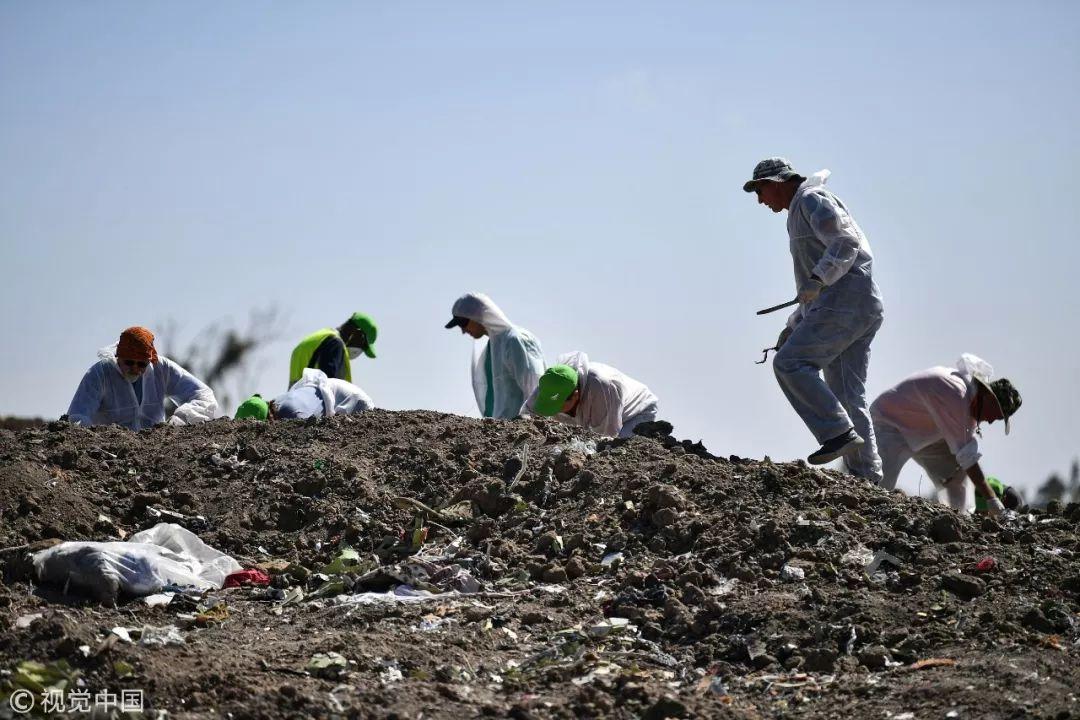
[348,313,378,359]
[533,365,579,417]
[235,394,269,421]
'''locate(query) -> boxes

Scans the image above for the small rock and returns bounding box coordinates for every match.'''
[929,515,964,543]
[646,484,687,511]
[802,648,838,672]
[652,507,680,528]
[1021,607,1055,634]
[858,645,891,670]
[941,572,985,600]
[553,451,585,482]
[565,557,587,580]
[542,565,568,584]
[643,695,687,720]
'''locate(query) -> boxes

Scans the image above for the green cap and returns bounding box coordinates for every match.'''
[348,313,378,359]
[235,394,269,421]
[533,365,579,417]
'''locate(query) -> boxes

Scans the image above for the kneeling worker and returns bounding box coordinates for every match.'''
[289,312,378,386]
[871,354,1021,515]
[527,351,659,439]
[67,326,218,430]
[236,369,374,421]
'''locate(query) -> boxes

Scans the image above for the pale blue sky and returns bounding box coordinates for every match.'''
[2,2,1077,499]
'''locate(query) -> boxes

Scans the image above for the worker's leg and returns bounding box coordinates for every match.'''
[619,403,659,439]
[825,316,884,483]
[773,312,858,445]
[873,420,912,492]
[912,441,967,511]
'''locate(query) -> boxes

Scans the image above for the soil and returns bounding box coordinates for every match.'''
[1,411,1078,719]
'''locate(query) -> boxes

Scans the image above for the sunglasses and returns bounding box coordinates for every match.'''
[119,358,148,369]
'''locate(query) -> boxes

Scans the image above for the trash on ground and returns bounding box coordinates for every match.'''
[33,522,241,602]
[224,568,272,588]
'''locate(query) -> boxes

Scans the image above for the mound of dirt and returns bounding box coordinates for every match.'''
[1,412,1078,719]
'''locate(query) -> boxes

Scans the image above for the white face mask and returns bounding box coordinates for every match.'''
[348,347,363,360]
[123,372,141,384]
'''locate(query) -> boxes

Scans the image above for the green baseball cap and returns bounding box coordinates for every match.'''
[235,394,269,421]
[533,365,579,417]
[348,312,378,359]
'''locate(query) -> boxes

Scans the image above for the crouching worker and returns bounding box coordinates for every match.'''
[526,352,659,439]
[66,326,218,429]
[871,354,1021,515]
[235,369,373,421]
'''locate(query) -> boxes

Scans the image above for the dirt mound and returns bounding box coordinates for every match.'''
[1,412,1078,719]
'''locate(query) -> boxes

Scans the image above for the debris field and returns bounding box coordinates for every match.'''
[1,411,1078,719]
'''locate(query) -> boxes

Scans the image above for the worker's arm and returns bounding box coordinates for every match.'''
[805,191,864,286]
[966,462,1005,515]
[310,335,347,380]
[161,358,218,426]
[66,363,105,426]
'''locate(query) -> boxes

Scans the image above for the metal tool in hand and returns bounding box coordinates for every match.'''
[756,298,799,315]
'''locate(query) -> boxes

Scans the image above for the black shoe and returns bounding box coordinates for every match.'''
[808,429,864,465]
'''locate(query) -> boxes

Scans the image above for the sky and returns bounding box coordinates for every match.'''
[2,1,1078,502]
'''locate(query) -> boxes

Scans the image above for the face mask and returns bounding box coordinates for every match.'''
[123,372,141,384]
[348,347,363,360]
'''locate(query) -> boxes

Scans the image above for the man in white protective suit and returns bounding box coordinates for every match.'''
[66,326,218,430]
[525,351,660,439]
[444,292,545,419]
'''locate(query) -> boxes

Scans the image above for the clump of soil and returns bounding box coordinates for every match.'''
[1,412,1078,719]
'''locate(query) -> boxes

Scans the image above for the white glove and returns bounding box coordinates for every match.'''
[167,415,185,427]
[986,496,1005,517]
[798,276,824,304]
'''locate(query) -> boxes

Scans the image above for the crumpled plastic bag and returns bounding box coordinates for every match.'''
[33,523,241,603]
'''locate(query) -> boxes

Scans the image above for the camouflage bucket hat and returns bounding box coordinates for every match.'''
[974,376,1021,435]
[743,157,805,192]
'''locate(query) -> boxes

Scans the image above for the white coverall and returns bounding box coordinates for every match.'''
[285,368,374,416]
[772,170,885,483]
[67,347,218,430]
[527,351,659,439]
[870,355,990,510]
[450,292,545,419]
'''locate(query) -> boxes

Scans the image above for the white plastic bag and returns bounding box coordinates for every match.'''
[33,523,240,603]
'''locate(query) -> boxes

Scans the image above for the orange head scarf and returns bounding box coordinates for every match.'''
[117,326,159,363]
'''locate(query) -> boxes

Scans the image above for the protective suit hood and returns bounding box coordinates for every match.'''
[789,170,831,209]
[557,351,590,384]
[450,292,513,336]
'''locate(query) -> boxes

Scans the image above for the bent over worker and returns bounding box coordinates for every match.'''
[871,354,1022,515]
[526,351,659,439]
[444,292,544,419]
[289,312,377,386]
[67,326,218,430]
[744,157,884,481]
[236,368,374,421]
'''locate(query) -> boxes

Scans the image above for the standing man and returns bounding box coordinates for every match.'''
[526,351,659,439]
[289,312,377,387]
[444,292,545,419]
[871,354,1022,515]
[744,157,885,480]
[67,326,218,430]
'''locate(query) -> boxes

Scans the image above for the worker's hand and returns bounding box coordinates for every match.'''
[986,496,1006,517]
[798,277,825,304]
[776,326,793,350]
